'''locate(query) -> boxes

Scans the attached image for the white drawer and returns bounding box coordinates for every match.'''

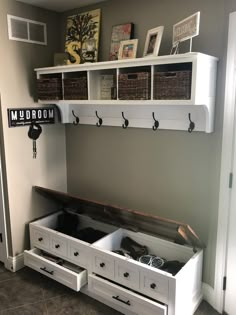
[24,248,87,292]
[30,227,50,250]
[50,234,68,257]
[140,268,169,304]
[68,239,90,268]
[115,259,140,290]
[91,248,115,279]
[88,274,167,315]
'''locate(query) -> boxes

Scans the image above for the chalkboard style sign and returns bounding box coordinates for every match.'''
[8,107,55,127]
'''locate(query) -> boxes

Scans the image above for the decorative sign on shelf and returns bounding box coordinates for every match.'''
[172,11,200,53]
[8,107,55,128]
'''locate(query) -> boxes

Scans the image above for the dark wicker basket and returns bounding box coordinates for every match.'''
[37,78,62,100]
[64,77,88,100]
[154,70,191,100]
[118,72,151,100]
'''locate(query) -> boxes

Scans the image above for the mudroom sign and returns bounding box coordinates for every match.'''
[8,107,55,127]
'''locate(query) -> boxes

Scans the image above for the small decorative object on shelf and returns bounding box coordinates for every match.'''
[143,26,164,57]
[118,39,138,60]
[109,23,134,61]
[53,53,68,66]
[65,9,101,64]
[171,11,200,54]
[100,74,116,100]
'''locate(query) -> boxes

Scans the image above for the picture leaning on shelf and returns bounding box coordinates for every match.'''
[118,39,138,59]
[143,26,164,57]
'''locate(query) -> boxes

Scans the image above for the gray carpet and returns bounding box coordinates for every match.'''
[0,263,219,314]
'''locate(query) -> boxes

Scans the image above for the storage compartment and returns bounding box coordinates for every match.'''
[118,67,151,100]
[24,248,87,291]
[88,274,167,315]
[89,69,117,100]
[92,228,200,304]
[30,210,118,267]
[37,74,62,101]
[64,72,88,100]
[153,63,192,100]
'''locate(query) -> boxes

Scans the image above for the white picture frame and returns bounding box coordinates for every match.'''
[173,11,200,47]
[118,39,138,60]
[143,26,164,57]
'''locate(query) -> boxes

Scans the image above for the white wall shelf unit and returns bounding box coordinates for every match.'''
[35,53,218,133]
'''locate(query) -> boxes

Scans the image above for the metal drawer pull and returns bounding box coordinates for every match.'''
[123,272,129,278]
[38,237,43,242]
[100,262,105,268]
[74,251,79,256]
[150,283,156,289]
[55,244,60,249]
[40,267,54,275]
[112,295,131,306]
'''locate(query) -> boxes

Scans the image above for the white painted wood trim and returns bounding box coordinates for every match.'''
[202,283,215,308]
[0,137,9,266]
[5,253,24,272]
[214,11,236,314]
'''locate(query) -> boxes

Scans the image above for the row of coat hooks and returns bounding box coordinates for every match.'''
[72,110,195,133]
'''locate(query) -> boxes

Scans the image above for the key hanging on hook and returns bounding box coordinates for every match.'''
[122,112,129,129]
[188,113,195,133]
[28,122,42,159]
[72,110,79,125]
[152,112,159,131]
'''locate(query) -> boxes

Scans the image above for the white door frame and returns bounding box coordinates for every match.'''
[213,11,236,313]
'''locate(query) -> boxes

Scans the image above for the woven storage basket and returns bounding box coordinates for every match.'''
[118,72,151,100]
[154,70,191,100]
[64,77,88,100]
[37,78,62,100]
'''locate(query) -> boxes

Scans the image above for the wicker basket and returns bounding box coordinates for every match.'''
[118,72,151,100]
[37,78,62,100]
[154,70,191,100]
[64,77,88,100]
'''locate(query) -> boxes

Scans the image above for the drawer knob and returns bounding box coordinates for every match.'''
[55,244,60,249]
[150,283,156,289]
[74,251,79,257]
[100,262,105,268]
[123,272,129,278]
[38,237,43,242]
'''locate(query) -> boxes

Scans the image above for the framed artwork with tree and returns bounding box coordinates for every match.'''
[65,9,101,64]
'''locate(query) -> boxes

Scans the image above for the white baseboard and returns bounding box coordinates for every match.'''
[202,282,217,310]
[5,253,24,272]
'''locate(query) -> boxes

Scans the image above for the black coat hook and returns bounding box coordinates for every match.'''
[72,110,79,125]
[122,112,129,129]
[188,113,195,133]
[96,111,103,127]
[152,112,159,131]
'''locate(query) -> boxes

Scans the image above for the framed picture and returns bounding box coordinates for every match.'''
[65,9,101,64]
[109,23,134,61]
[143,26,164,57]
[118,39,138,60]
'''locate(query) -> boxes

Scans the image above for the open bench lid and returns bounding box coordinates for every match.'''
[34,186,205,250]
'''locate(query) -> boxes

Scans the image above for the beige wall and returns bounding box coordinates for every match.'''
[63,0,229,287]
[0,0,67,255]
